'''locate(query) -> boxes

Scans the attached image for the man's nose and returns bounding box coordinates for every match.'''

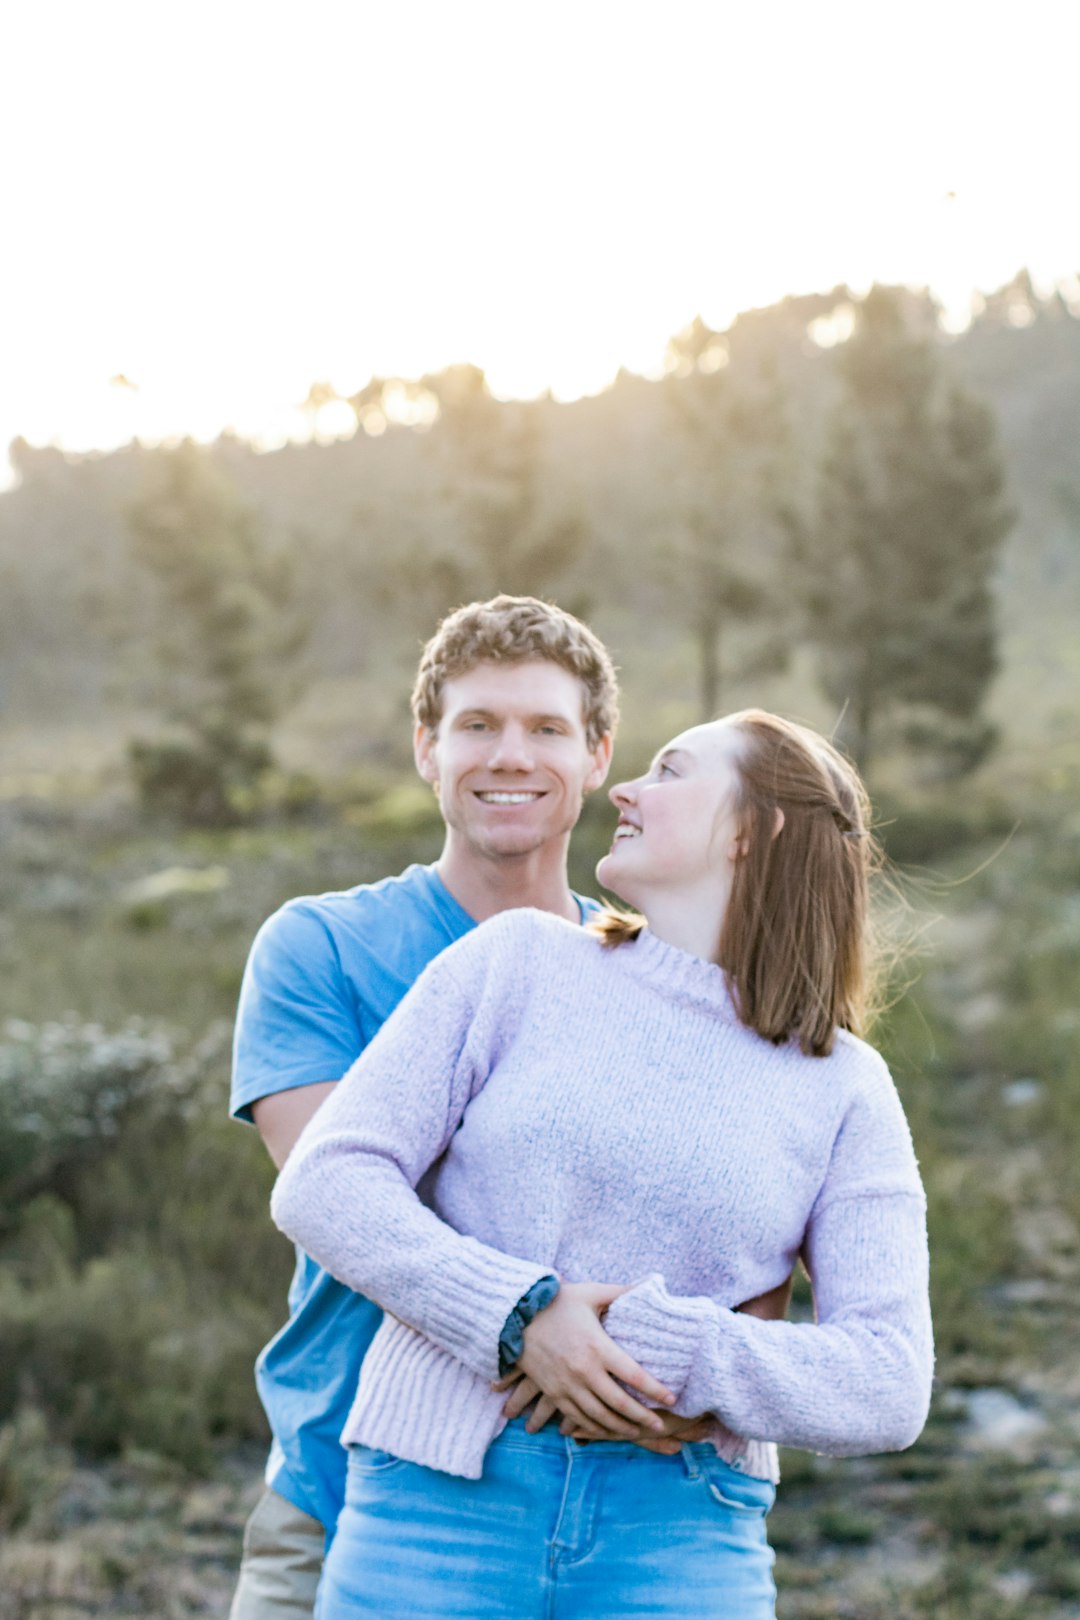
[488,725,535,770]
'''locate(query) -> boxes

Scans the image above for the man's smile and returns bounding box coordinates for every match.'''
[474,790,546,805]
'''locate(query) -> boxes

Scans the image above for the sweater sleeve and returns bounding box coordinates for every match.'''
[602,1055,934,1456]
[270,938,553,1382]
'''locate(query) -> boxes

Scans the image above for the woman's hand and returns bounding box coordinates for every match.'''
[557,1269,796,1448]
[494,1281,676,1439]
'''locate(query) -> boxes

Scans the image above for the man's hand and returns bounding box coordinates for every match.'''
[557,1270,796,1449]
[494,1282,676,1439]
[738,1272,793,1323]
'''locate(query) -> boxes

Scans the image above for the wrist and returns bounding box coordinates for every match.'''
[498,1274,560,1376]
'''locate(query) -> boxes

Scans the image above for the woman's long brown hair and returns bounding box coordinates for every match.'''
[592,710,881,1057]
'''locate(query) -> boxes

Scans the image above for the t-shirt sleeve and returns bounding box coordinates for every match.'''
[230,902,362,1123]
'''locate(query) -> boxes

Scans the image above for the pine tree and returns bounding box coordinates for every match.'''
[792,286,1014,775]
[660,318,792,719]
[127,443,307,823]
[426,366,585,602]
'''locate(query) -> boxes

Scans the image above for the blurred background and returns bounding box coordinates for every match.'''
[2,4,1079,1615]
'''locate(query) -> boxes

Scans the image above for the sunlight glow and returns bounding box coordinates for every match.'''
[1,0,1078,483]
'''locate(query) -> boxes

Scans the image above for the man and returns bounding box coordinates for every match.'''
[230,596,628,1616]
[229,593,785,1616]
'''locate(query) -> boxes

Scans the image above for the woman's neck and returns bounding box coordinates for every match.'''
[634,890,729,965]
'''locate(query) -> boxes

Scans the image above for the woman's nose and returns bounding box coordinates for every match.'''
[609,777,638,809]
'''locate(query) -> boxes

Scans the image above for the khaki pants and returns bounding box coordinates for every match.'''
[229,1487,324,1620]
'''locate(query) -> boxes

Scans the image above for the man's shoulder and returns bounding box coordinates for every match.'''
[243,864,471,1001]
[259,863,454,943]
[277,862,444,923]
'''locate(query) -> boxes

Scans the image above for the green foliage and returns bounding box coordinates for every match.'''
[789,284,1014,774]
[127,444,308,824]
[0,1256,269,1469]
[130,727,274,827]
[0,1015,188,1222]
[0,1003,289,1469]
[873,790,1017,865]
[0,1405,71,1532]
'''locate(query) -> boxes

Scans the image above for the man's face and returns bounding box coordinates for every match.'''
[415,659,612,862]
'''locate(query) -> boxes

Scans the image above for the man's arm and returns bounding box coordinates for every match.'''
[497,1270,795,1450]
[252,1081,337,1171]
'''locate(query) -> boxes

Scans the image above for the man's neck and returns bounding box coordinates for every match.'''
[436,840,580,924]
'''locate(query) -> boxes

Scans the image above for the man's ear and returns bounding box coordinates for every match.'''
[414,722,439,786]
[583,732,614,795]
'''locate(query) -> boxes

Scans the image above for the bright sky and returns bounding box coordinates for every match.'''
[2,0,1078,482]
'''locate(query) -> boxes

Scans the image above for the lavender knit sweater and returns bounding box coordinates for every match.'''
[272,910,932,1481]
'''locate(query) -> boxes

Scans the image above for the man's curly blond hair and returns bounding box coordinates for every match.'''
[411,596,619,749]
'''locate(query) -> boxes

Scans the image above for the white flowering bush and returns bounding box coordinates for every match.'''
[0,1017,227,1218]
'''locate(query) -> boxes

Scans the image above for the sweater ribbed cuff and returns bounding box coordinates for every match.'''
[413,1242,555,1382]
[603,1272,715,1408]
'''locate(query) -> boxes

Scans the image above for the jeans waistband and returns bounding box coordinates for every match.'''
[496,1416,724,1474]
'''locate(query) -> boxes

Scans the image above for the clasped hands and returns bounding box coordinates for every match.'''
[491,1280,705,1455]
[491,1273,793,1455]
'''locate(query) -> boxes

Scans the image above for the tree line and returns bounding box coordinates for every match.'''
[5,272,1078,819]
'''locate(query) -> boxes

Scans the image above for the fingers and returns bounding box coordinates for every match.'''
[523,1395,559,1433]
[588,1374,670,1433]
[491,1370,526,1393]
[602,1342,676,1408]
[581,1281,630,1310]
[664,1416,713,1443]
[559,1381,665,1440]
[554,1387,645,1439]
[561,1408,713,1450]
[501,1377,541,1421]
[559,1420,684,1454]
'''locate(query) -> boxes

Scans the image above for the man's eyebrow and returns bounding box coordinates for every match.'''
[454,709,572,725]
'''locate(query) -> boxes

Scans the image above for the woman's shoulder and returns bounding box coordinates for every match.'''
[815,1026,903,1107]
[435,906,602,982]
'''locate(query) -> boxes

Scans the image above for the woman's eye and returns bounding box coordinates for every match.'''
[658,762,677,778]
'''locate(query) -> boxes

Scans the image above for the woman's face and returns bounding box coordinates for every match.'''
[597,721,746,908]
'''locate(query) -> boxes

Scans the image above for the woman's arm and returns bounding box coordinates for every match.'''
[602,1188,932,1454]
[271,944,554,1381]
[270,932,674,1432]
[601,1056,934,1457]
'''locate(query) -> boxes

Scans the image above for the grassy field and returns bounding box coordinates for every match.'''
[1,710,1079,1618]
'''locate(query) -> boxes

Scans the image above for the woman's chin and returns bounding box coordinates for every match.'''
[595,851,633,902]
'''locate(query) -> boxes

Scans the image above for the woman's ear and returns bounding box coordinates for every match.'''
[732,806,783,861]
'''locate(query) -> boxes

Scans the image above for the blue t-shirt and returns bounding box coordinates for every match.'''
[231,862,594,1530]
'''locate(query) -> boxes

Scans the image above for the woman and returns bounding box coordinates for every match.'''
[272,709,933,1619]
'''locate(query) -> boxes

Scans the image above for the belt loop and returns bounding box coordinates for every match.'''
[679,1444,700,1480]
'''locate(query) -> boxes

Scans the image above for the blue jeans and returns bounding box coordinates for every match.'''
[319,1420,777,1618]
